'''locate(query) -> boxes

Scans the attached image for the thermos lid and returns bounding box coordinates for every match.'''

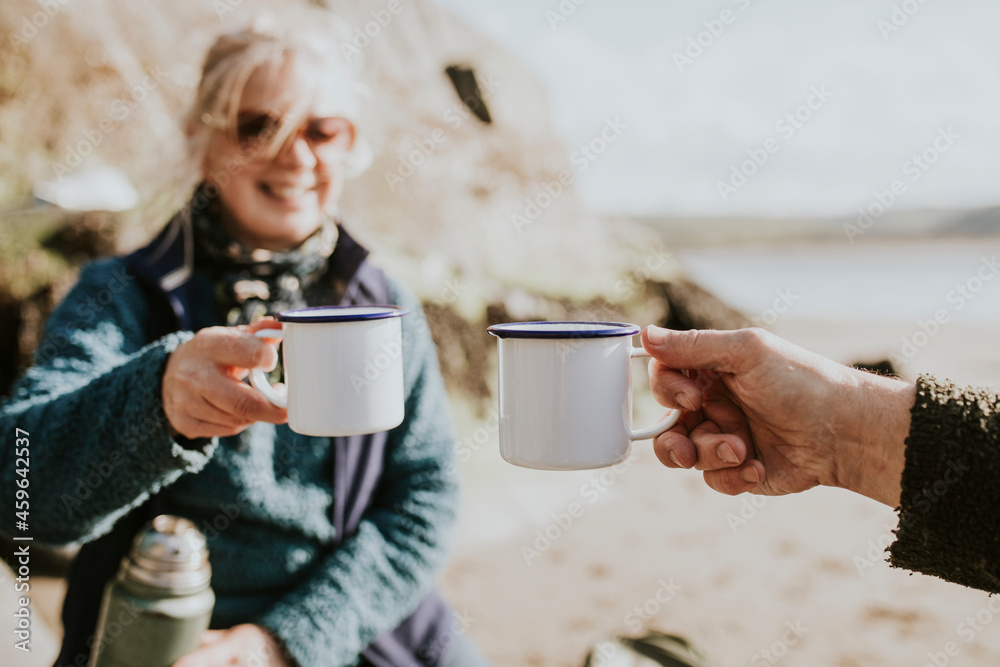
[124,515,212,592]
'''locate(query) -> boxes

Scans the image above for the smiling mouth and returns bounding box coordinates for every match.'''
[260,183,316,202]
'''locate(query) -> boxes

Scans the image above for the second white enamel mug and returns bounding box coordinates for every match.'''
[488,321,683,470]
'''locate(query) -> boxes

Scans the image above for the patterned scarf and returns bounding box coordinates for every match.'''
[189,184,339,326]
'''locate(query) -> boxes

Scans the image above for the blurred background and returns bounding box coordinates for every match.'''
[1,0,999,665]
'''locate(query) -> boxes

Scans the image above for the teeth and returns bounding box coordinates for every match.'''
[266,184,311,199]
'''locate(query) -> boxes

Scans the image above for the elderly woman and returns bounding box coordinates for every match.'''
[0,18,486,667]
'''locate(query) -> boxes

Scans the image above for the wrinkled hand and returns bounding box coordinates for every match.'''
[171,624,292,667]
[162,320,287,439]
[642,326,913,506]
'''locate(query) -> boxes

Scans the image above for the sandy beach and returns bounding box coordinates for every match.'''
[442,436,1000,666]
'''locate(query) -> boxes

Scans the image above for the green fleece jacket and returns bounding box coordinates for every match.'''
[0,258,458,667]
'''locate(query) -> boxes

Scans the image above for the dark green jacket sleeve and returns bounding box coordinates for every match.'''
[0,259,216,546]
[888,374,1000,593]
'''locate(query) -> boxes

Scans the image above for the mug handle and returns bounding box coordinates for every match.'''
[628,344,683,440]
[249,328,287,408]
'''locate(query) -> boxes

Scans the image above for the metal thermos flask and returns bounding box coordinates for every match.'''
[89,515,215,667]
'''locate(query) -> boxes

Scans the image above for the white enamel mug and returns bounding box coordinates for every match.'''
[249,305,408,437]
[487,321,683,470]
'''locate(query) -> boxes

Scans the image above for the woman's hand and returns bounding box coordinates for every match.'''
[162,321,287,439]
[642,326,915,506]
[172,624,293,667]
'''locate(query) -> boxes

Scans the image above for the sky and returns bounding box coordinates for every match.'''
[429,0,1000,219]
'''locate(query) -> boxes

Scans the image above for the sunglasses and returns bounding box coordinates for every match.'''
[234,111,355,152]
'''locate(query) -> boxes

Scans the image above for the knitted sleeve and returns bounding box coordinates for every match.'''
[888,374,1000,593]
[255,282,459,667]
[0,259,216,546]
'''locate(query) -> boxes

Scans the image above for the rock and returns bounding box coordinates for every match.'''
[41,211,120,264]
[0,281,69,398]
[657,279,753,331]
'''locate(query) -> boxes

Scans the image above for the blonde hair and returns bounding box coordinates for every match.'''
[184,15,372,182]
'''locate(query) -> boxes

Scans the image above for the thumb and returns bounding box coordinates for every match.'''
[641,326,750,374]
[196,630,227,647]
[247,317,281,336]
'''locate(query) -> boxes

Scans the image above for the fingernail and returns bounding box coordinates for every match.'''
[674,392,695,412]
[668,450,683,468]
[646,325,667,346]
[740,466,760,485]
[717,442,738,465]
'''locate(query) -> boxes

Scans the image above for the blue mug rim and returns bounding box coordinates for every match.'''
[487,321,641,339]
[276,305,408,324]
